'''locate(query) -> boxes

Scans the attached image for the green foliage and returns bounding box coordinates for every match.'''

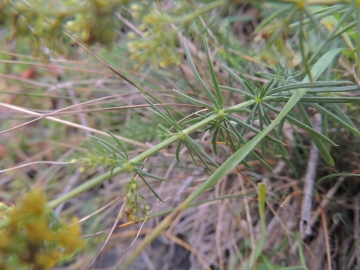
[1,0,360,269]
[126,0,226,68]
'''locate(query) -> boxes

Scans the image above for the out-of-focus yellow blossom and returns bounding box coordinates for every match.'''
[126,6,181,69]
[25,218,53,244]
[139,23,147,31]
[1,0,126,56]
[18,188,47,216]
[132,12,141,19]
[0,189,84,269]
[58,218,85,255]
[130,3,142,11]
[35,250,59,269]
[127,31,136,39]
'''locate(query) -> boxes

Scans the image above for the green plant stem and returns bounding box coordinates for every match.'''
[299,9,314,82]
[120,87,309,270]
[248,183,267,268]
[174,0,226,25]
[47,100,255,209]
[119,48,342,269]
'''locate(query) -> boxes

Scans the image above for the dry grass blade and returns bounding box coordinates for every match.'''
[63,31,142,91]
[0,161,73,173]
[86,201,126,270]
[75,196,123,225]
[0,102,148,148]
[0,94,120,134]
[8,103,202,118]
[164,232,211,270]
[0,59,114,77]
[321,208,332,270]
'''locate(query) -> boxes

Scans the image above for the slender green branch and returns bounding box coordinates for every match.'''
[47,100,255,209]
[120,87,309,269]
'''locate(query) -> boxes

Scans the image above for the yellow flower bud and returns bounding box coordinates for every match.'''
[79,167,86,173]
[138,42,147,49]
[139,23,147,31]
[128,45,137,53]
[132,12,141,19]
[159,60,168,68]
[296,0,305,9]
[81,29,90,41]
[127,31,136,39]
[127,41,135,49]
[130,4,141,11]
[66,21,75,30]
[130,55,138,61]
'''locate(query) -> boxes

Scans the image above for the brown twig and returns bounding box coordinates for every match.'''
[321,207,332,270]
[0,102,148,148]
[86,201,126,270]
[300,113,321,235]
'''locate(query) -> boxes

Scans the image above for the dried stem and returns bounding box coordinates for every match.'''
[321,208,332,270]
[300,113,321,235]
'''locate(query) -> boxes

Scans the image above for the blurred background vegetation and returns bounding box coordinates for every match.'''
[0,0,360,269]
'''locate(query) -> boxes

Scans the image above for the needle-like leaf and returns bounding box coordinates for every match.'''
[204,37,223,109]
[184,42,216,105]
[136,171,164,202]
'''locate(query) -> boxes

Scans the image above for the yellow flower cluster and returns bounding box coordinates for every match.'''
[0,189,84,270]
[127,4,181,69]
[0,0,128,56]
[123,180,150,222]
[79,152,119,172]
[65,0,121,47]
